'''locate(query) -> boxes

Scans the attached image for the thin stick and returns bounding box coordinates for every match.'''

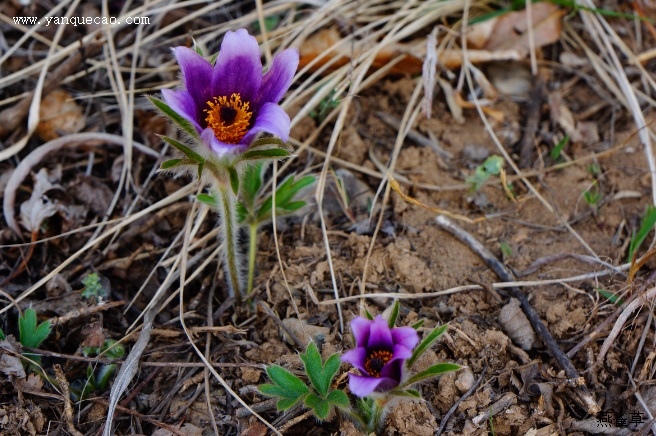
[437,366,487,435]
[435,215,600,415]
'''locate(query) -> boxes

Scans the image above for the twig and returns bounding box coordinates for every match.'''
[519,74,544,168]
[53,365,83,436]
[437,366,487,435]
[257,301,304,348]
[471,392,517,426]
[91,398,186,436]
[435,215,600,414]
[376,112,453,159]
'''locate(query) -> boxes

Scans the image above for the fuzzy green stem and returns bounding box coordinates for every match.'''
[246,222,258,295]
[369,398,385,434]
[218,185,242,299]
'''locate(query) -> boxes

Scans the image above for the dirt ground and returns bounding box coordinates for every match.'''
[1,0,656,435]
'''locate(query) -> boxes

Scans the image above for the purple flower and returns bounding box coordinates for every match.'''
[341,315,419,397]
[161,29,299,158]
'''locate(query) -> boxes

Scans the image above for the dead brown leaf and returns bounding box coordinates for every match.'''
[468,3,565,57]
[36,89,85,141]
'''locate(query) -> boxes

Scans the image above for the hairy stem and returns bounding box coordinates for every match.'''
[246,222,258,295]
[218,185,242,299]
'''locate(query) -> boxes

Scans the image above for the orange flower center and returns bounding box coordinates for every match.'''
[204,93,253,144]
[364,350,393,378]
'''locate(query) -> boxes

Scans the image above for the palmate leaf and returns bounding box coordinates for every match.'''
[149,97,200,140]
[257,174,315,220]
[300,342,341,397]
[403,363,461,386]
[407,324,449,368]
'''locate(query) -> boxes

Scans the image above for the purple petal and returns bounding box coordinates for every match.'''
[173,47,213,110]
[240,102,290,145]
[390,344,413,361]
[391,327,419,351]
[201,128,246,158]
[212,29,262,105]
[256,48,299,108]
[367,316,393,351]
[161,89,202,132]
[341,348,368,374]
[349,317,372,347]
[380,358,403,381]
[348,374,384,397]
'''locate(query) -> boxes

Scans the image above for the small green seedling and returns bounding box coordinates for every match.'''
[71,339,126,401]
[310,87,341,124]
[466,155,505,192]
[81,273,108,300]
[259,342,349,420]
[594,288,624,306]
[583,181,602,209]
[627,205,656,263]
[500,242,512,260]
[550,135,569,161]
[18,308,51,367]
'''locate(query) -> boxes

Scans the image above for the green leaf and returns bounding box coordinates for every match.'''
[241,163,263,207]
[197,160,204,180]
[595,287,624,306]
[102,340,125,359]
[159,136,204,163]
[411,320,424,330]
[403,363,461,386]
[0,329,5,340]
[19,308,51,349]
[305,393,330,420]
[149,97,200,140]
[248,137,291,151]
[277,396,302,411]
[300,342,326,396]
[259,384,296,399]
[160,158,183,170]
[466,155,505,192]
[197,193,219,208]
[94,364,117,391]
[257,174,315,220]
[193,40,203,56]
[327,389,350,408]
[364,310,374,320]
[321,354,341,395]
[228,166,239,195]
[391,389,422,398]
[388,300,400,328]
[266,366,309,396]
[627,205,656,263]
[278,200,306,212]
[550,134,569,160]
[240,148,292,161]
[407,324,449,368]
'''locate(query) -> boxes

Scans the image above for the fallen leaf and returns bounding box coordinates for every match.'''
[468,3,565,57]
[19,168,64,233]
[36,89,85,141]
[0,338,26,379]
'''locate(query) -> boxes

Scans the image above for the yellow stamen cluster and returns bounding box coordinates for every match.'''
[204,93,253,144]
[364,350,393,378]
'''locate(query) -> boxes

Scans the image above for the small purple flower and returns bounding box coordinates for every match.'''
[162,29,299,158]
[341,315,419,397]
